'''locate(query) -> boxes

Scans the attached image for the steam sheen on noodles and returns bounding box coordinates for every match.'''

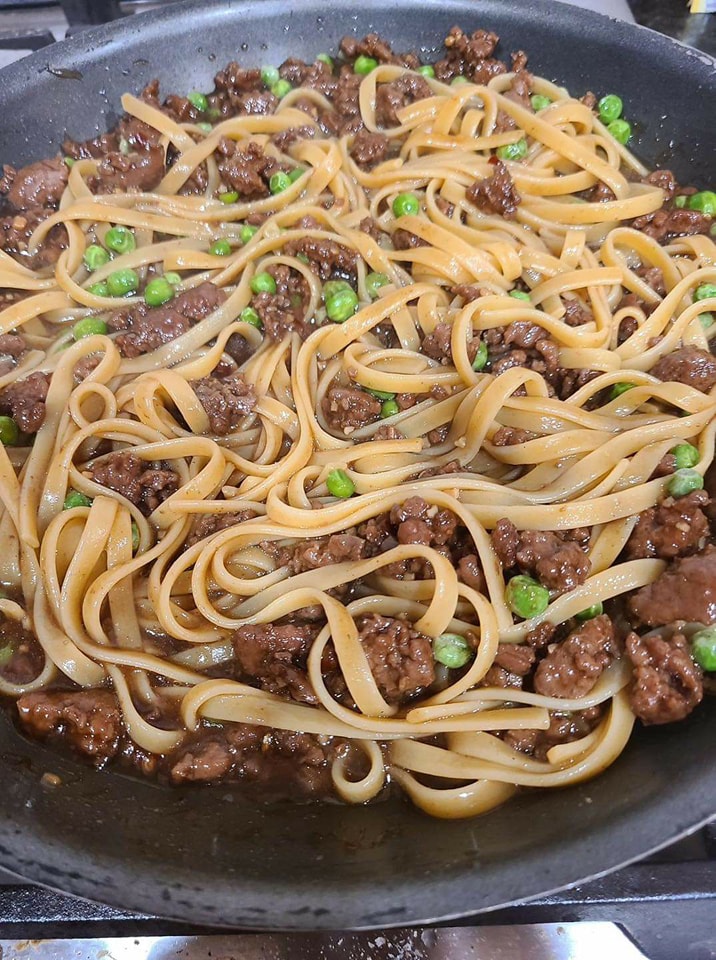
[0,32,715,818]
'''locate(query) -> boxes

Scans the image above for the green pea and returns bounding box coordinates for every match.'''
[691,626,716,671]
[433,632,474,669]
[240,306,262,328]
[118,137,130,156]
[210,239,232,257]
[106,268,139,298]
[164,272,182,287]
[144,277,175,307]
[576,602,603,621]
[196,122,213,134]
[497,138,528,162]
[674,195,688,209]
[670,443,700,469]
[63,156,75,168]
[87,281,109,298]
[63,489,92,509]
[366,388,395,400]
[505,574,550,619]
[597,94,623,124]
[0,644,13,667]
[240,224,258,244]
[451,76,469,86]
[667,468,704,498]
[326,468,355,498]
[83,244,110,272]
[471,340,488,371]
[219,190,239,204]
[72,316,107,340]
[0,416,18,446]
[610,382,634,400]
[418,65,435,78]
[392,192,420,217]
[700,313,714,329]
[365,272,389,299]
[607,119,631,145]
[323,280,358,323]
[509,290,531,302]
[380,399,400,418]
[530,94,551,112]
[296,252,310,265]
[316,54,334,69]
[251,272,277,295]
[207,107,222,122]
[104,226,136,254]
[269,171,291,194]
[131,520,140,553]
[694,283,716,302]
[288,167,305,183]
[187,91,208,112]
[354,55,378,75]
[271,79,292,98]
[688,191,716,216]
[260,66,280,88]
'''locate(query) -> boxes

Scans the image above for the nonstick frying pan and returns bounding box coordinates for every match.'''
[0,0,714,930]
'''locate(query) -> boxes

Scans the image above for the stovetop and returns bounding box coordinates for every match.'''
[0,1,714,958]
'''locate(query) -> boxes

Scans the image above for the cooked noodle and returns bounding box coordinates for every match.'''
[1,32,714,818]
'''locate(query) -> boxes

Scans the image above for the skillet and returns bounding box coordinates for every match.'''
[0,0,714,929]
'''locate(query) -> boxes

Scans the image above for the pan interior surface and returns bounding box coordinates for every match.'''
[0,0,714,929]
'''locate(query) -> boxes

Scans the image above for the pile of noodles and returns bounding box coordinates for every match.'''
[0,62,714,818]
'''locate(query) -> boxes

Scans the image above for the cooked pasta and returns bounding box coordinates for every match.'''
[0,26,714,817]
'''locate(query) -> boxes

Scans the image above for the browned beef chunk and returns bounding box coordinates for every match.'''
[186,511,252,547]
[210,63,280,118]
[0,371,50,433]
[632,206,712,244]
[503,705,604,760]
[628,546,716,627]
[89,451,179,516]
[283,236,357,281]
[0,333,28,359]
[451,283,491,303]
[562,297,593,327]
[170,723,335,796]
[0,616,44,685]
[434,26,505,84]
[330,70,363,134]
[249,264,310,342]
[626,629,703,724]
[391,496,459,547]
[17,689,122,764]
[375,74,432,128]
[467,160,521,219]
[0,207,67,269]
[215,139,282,199]
[491,518,591,595]
[280,534,368,574]
[357,613,435,703]
[636,265,666,296]
[492,425,534,445]
[644,169,677,200]
[162,93,202,124]
[525,621,557,650]
[457,554,486,592]
[625,491,710,561]
[339,33,403,65]
[271,124,315,153]
[322,386,381,434]
[191,374,256,435]
[108,281,226,358]
[88,146,165,194]
[392,228,427,249]
[350,129,389,168]
[481,642,536,688]
[232,622,319,704]
[651,347,716,393]
[534,615,616,698]
[1,158,68,210]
